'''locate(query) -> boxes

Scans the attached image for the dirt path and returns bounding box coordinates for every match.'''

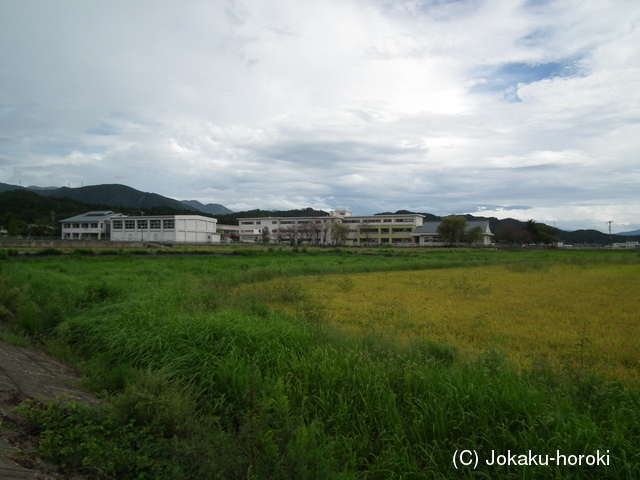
[0,341,101,479]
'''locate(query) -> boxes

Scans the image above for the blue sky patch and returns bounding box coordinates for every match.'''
[471,59,581,99]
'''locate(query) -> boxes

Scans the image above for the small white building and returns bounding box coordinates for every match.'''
[612,242,639,249]
[217,224,241,243]
[412,221,494,246]
[109,215,220,243]
[60,211,125,240]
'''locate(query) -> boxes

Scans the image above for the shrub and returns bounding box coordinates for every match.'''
[112,369,197,437]
[16,399,193,479]
[0,275,27,324]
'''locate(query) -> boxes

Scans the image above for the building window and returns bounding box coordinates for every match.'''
[137,220,148,229]
[73,223,80,228]
[124,220,136,229]
[112,220,123,230]
[380,228,390,234]
[82,223,89,228]
[256,221,261,225]
[240,221,254,225]
[281,221,294,224]
[163,219,175,229]
[383,219,392,223]
[272,221,278,224]
[90,223,98,228]
[150,220,161,229]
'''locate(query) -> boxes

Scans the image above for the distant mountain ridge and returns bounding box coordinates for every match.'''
[617,229,640,236]
[0,182,233,214]
[41,184,199,212]
[181,200,233,216]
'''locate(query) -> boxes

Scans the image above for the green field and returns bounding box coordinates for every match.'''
[1,248,639,479]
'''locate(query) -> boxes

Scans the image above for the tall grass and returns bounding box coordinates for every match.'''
[1,250,640,478]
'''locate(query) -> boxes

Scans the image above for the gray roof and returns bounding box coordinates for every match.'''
[60,211,123,223]
[414,220,492,235]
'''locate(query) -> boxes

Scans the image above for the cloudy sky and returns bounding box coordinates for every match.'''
[1,0,639,232]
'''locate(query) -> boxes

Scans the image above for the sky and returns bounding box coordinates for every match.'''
[1,0,639,233]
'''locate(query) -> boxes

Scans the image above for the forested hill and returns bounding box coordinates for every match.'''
[38,184,198,212]
[0,190,114,225]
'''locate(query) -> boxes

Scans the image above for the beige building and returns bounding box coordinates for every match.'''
[238,210,425,246]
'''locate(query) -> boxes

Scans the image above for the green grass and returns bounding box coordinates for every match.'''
[2,249,640,479]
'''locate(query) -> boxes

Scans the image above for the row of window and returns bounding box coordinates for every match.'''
[63,223,100,229]
[344,218,414,224]
[111,220,175,230]
[359,228,414,234]
[241,219,331,225]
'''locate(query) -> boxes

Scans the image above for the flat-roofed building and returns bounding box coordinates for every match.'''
[217,224,241,243]
[238,210,425,246]
[109,215,220,243]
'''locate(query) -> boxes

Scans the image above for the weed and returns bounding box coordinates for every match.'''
[0,275,27,323]
[112,369,196,437]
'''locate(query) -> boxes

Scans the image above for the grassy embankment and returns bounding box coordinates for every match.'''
[0,248,639,479]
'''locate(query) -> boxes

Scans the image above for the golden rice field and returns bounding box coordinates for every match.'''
[245,263,640,381]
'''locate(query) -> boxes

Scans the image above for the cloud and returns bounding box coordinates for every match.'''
[0,0,639,231]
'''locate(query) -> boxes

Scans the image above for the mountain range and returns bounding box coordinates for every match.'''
[0,182,232,216]
[617,229,640,236]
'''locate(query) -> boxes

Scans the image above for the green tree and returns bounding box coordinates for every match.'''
[437,215,467,246]
[465,225,484,246]
[7,219,28,236]
[494,223,531,245]
[331,222,350,246]
[525,220,557,244]
[261,226,270,244]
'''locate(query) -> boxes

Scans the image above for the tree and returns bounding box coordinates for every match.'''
[280,225,299,245]
[358,223,377,245]
[308,222,323,245]
[494,223,531,245]
[465,225,484,246]
[437,215,467,246]
[7,219,28,236]
[331,222,350,246]
[525,220,557,244]
[261,226,270,243]
[297,223,315,245]
[320,220,334,245]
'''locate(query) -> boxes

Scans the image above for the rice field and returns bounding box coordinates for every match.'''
[242,262,640,381]
[1,249,639,479]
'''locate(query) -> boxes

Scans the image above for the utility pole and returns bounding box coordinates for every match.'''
[607,221,613,248]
